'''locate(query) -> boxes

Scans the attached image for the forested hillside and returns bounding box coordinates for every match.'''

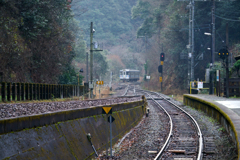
[1,0,240,93]
[0,0,85,84]
[131,0,240,93]
[71,0,145,82]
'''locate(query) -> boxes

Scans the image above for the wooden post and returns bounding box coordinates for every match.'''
[23,83,25,101]
[18,83,21,101]
[13,83,16,101]
[30,83,33,100]
[27,83,30,100]
[60,85,63,99]
[43,84,45,99]
[62,85,64,98]
[72,85,74,97]
[3,82,6,102]
[9,83,12,101]
[0,83,2,102]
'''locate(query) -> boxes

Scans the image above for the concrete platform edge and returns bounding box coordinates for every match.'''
[184,94,240,160]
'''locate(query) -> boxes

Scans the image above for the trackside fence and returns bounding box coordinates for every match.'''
[0,82,88,102]
[189,81,209,94]
[224,78,240,97]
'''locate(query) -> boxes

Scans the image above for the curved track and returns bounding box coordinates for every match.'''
[138,89,203,160]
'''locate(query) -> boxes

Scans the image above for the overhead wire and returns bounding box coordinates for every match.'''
[214,14,240,22]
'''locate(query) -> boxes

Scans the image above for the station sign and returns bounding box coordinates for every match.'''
[96,81,104,85]
[198,82,203,88]
[89,82,94,89]
[102,107,112,114]
[108,116,115,123]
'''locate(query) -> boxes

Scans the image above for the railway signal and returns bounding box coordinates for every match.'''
[160,52,165,62]
[218,48,229,60]
[158,65,162,73]
[159,52,165,91]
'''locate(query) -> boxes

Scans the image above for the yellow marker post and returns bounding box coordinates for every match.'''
[159,77,162,82]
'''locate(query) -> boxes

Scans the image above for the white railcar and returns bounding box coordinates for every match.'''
[119,69,140,82]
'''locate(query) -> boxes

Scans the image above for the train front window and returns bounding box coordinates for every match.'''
[126,72,129,75]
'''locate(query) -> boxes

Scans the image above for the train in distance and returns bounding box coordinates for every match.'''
[119,69,140,82]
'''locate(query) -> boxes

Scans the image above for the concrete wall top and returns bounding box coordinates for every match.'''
[184,94,240,159]
[0,100,146,135]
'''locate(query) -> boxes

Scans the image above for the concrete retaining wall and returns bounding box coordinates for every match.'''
[0,100,146,160]
[184,94,240,159]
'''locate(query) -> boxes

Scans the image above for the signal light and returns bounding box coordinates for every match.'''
[158,65,162,73]
[160,53,165,61]
[218,48,229,60]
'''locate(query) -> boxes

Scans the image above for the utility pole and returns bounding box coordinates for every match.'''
[212,0,215,67]
[137,34,148,80]
[191,0,195,81]
[89,22,103,99]
[86,52,89,83]
[90,22,94,99]
[226,23,229,98]
[209,0,216,95]
[188,0,192,92]
[145,33,147,80]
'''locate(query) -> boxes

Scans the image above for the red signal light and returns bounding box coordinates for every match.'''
[160,53,165,61]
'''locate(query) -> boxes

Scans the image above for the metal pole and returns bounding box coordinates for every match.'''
[212,0,215,66]
[191,0,195,81]
[145,34,147,80]
[110,115,112,157]
[226,23,229,98]
[106,114,109,156]
[210,0,216,94]
[209,22,213,95]
[219,70,221,97]
[161,69,163,92]
[86,52,89,83]
[90,22,93,99]
[188,1,192,91]
[99,76,101,99]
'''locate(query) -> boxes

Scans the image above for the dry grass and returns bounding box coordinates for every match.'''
[93,86,111,99]
[168,94,184,103]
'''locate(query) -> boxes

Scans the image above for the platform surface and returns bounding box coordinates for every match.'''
[189,94,240,116]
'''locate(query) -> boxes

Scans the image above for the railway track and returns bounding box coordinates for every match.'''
[97,84,237,159]
[138,89,203,160]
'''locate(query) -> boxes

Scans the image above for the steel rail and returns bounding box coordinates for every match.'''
[136,89,173,160]
[121,84,129,96]
[143,90,203,160]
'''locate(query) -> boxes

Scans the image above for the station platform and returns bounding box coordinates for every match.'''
[190,94,240,116]
[183,94,240,159]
